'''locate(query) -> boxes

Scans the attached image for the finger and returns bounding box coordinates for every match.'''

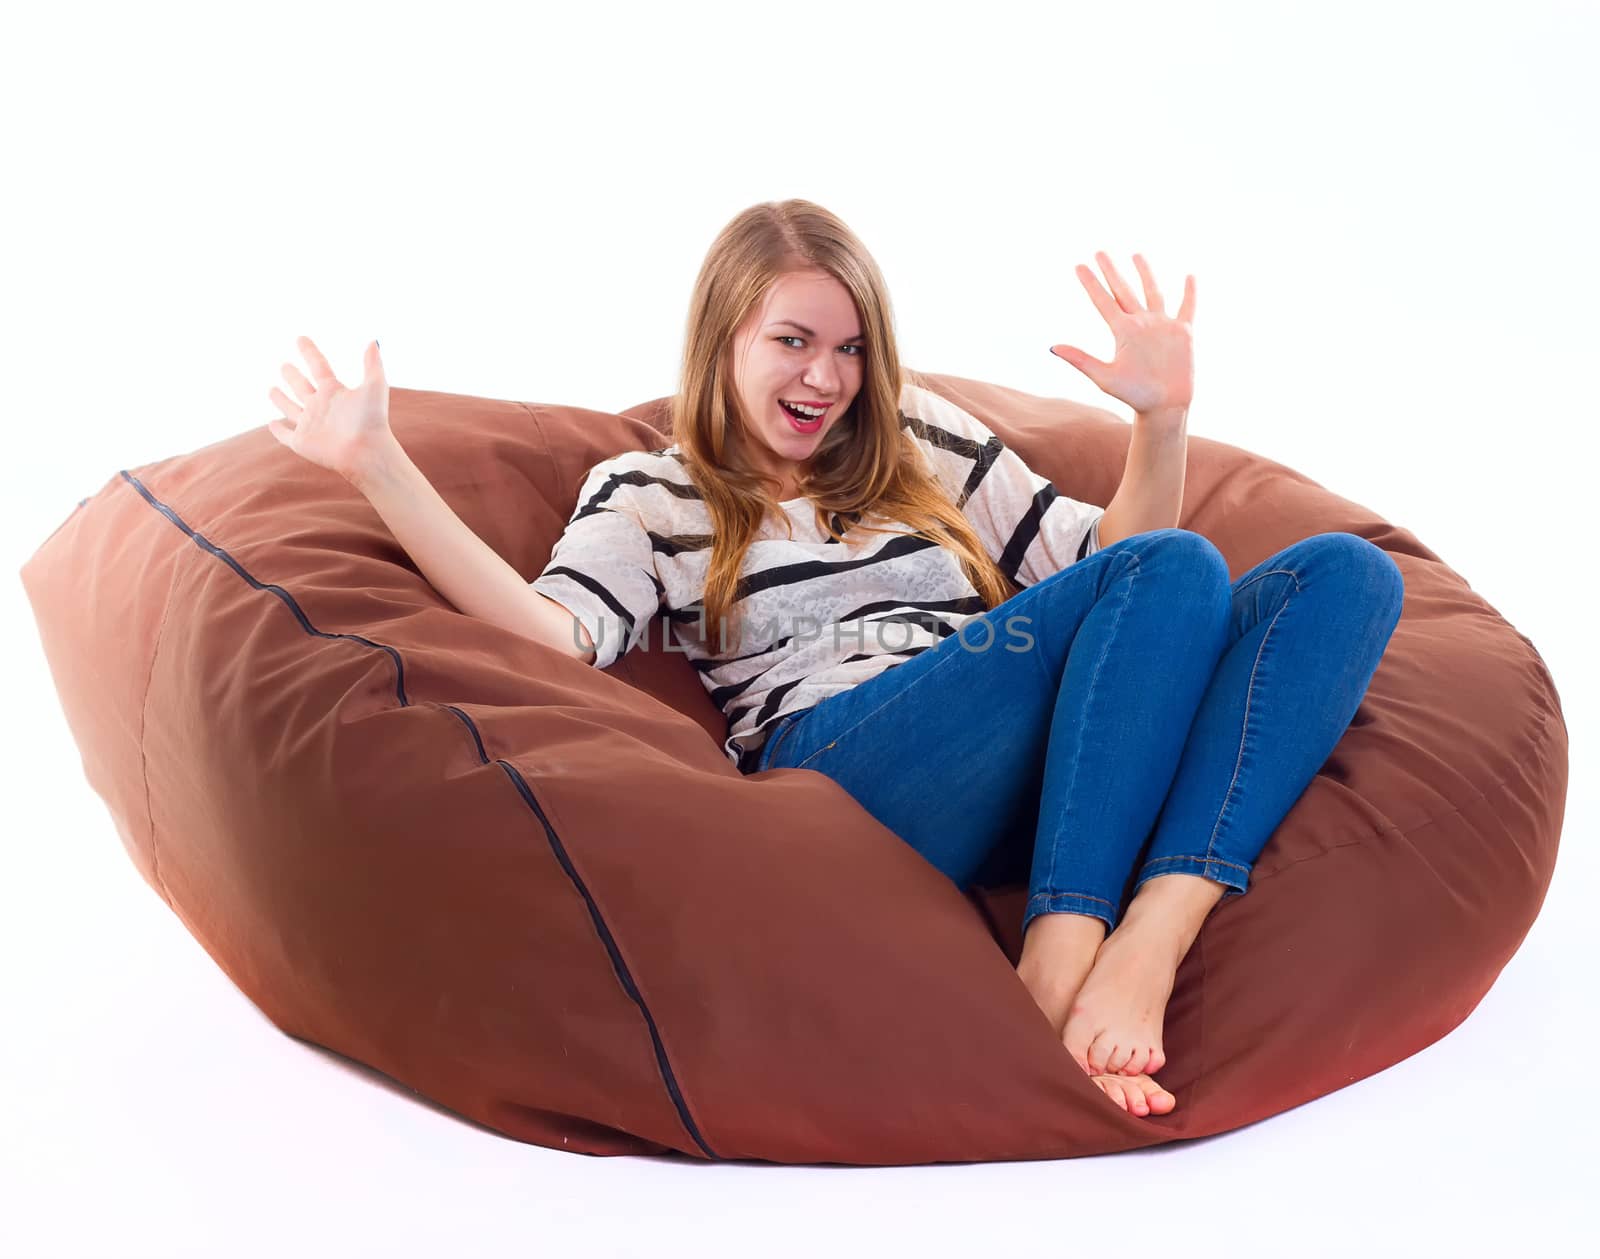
[280,363,316,405]
[1050,343,1112,385]
[1075,263,1122,326]
[267,385,301,419]
[1177,273,1197,324]
[1132,253,1166,315]
[296,335,341,387]
[1096,250,1142,313]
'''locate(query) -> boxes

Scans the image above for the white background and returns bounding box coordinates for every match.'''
[5,1,1596,1255]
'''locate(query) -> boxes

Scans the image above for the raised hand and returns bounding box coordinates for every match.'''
[1049,252,1196,417]
[266,337,393,484]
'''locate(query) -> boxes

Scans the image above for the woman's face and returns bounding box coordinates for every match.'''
[729,269,866,500]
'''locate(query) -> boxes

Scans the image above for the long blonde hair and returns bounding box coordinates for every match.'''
[669,198,1019,649]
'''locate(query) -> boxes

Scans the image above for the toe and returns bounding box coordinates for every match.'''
[1095,1033,1126,1076]
[1099,1077,1130,1111]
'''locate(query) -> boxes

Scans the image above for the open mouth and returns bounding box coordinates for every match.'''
[779,400,826,432]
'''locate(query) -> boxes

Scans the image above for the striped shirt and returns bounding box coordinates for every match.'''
[531,382,1106,772]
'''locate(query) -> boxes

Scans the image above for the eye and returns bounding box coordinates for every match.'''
[776,335,864,356]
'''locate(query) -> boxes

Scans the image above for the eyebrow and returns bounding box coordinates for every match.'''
[768,319,866,343]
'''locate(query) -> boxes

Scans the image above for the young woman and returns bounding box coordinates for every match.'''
[266,199,1405,1120]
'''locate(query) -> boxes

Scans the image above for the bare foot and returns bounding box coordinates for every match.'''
[1015,913,1105,1042]
[1060,916,1181,1079]
[1090,1071,1175,1116]
[1015,916,1178,1117]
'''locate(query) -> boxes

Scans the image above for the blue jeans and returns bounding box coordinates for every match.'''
[753,529,1405,943]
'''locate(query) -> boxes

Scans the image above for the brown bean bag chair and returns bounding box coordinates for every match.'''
[18,368,1566,1161]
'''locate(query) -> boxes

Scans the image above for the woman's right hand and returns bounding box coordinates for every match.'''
[266,337,394,485]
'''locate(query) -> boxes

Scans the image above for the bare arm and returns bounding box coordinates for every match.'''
[1096,409,1188,546]
[351,436,596,664]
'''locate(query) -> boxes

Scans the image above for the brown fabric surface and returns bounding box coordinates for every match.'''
[19,370,1566,1162]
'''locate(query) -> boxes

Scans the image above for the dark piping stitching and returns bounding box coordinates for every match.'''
[118,468,722,1161]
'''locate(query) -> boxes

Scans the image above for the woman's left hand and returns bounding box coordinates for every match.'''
[1050,251,1196,417]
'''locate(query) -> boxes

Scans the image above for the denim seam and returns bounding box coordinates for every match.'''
[1039,550,1143,901]
[1027,890,1118,909]
[763,713,801,768]
[1137,856,1250,898]
[1198,567,1301,871]
[1024,894,1116,938]
[1142,854,1251,875]
[1230,566,1300,599]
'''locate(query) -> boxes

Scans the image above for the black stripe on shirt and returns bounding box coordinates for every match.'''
[541,565,654,640]
[903,408,1090,581]
[573,468,704,521]
[701,596,984,706]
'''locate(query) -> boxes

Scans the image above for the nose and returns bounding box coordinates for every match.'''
[801,349,843,396]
